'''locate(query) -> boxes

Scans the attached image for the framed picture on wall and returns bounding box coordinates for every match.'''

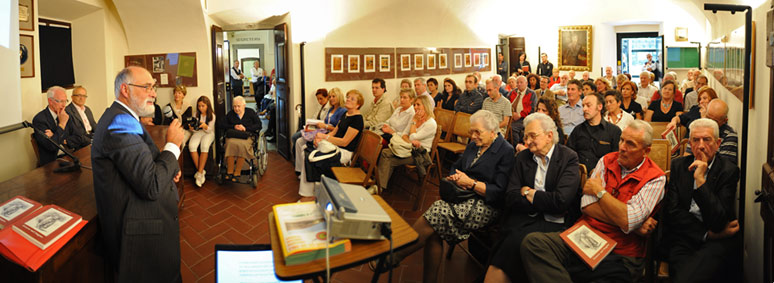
[19,35,34,78]
[348,55,360,73]
[473,53,481,67]
[427,54,436,70]
[401,54,411,71]
[19,0,34,31]
[379,54,390,72]
[558,25,593,71]
[414,54,424,70]
[482,53,489,66]
[464,53,472,67]
[439,53,448,69]
[454,54,462,68]
[364,54,376,73]
[331,54,343,73]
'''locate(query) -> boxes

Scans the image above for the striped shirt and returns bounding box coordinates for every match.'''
[686,123,738,165]
[482,96,512,133]
[581,157,666,233]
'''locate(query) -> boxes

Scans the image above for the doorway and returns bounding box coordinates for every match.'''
[616,32,663,84]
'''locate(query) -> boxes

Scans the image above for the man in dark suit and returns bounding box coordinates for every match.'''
[65,86,98,149]
[32,86,78,166]
[662,118,741,282]
[486,112,581,282]
[92,66,185,282]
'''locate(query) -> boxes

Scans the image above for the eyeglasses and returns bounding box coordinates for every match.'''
[127,83,158,93]
[72,94,88,98]
[51,98,69,104]
[523,131,544,141]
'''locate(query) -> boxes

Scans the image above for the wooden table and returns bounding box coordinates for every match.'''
[269,196,418,282]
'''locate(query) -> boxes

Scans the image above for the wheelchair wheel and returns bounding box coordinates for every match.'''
[215,173,223,185]
[251,173,259,188]
[258,133,268,175]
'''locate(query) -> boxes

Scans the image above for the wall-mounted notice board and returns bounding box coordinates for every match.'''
[125,52,198,87]
[325,47,395,82]
[666,47,700,69]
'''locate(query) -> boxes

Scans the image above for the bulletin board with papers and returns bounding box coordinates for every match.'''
[124,52,198,87]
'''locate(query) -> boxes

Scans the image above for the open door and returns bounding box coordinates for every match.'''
[211,24,226,156]
[274,23,291,160]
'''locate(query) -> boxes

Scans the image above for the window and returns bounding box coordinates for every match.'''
[39,18,75,92]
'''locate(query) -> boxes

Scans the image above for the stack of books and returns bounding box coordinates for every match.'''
[273,202,351,266]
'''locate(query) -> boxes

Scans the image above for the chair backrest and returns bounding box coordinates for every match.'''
[353,130,383,186]
[30,133,40,167]
[649,122,670,138]
[677,138,689,156]
[648,139,671,172]
[435,109,456,142]
[451,111,472,139]
[579,164,588,189]
[429,125,443,160]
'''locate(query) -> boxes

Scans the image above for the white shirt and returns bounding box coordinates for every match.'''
[250,67,264,83]
[604,110,634,130]
[230,67,242,80]
[550,84,568,101]
[74,104,92,132]
[406,118,437,151]
[115,100,180,159]
[196,114,216,134]
[531,144,564,224]
[386,106,415,135]
[637,84,658,103]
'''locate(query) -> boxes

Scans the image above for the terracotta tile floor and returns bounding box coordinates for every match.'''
[178,150,483,282]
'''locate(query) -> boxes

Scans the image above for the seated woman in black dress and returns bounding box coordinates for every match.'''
[381,110,515,282]
[437,77,461,110]
[222,96,262,181]
[619,81,643,119]
[664,86,718,137]
[645,80,683,122]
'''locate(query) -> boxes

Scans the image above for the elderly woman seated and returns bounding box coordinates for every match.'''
[376,88,416,144]
[297,89,365,202]
[382,110,515,282]
[222,96,262,181]
[375,95,437,191]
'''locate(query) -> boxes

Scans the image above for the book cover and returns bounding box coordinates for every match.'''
[11,205,83,250]
[273,202,351,266]
[560,220,617,270]
[0,219,87,271]
[0,196,42,229]
[662,128,680,155]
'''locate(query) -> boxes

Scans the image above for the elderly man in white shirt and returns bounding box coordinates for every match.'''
[249,60,264,96]
[637,71,657,108]
[65,86,98,144]
[550,73,570,106]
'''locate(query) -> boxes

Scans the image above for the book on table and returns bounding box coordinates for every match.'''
[0,196,42,229]
[273,202,351,266]
[12,205,83,250]
[559,220,617,270]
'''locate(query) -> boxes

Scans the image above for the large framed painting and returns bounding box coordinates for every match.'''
[558,25,592,71]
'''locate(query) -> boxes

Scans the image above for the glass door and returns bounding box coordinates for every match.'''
[617,32,662,84]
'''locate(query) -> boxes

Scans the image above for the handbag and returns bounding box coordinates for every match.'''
[304,140,342,182]
[388,136,412,158]
[439,178,477,204]
[225,129,251,140]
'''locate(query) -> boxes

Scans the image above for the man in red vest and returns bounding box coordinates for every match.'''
[521,119,666,282]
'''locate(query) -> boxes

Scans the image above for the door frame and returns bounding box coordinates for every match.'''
[615,32,661,78]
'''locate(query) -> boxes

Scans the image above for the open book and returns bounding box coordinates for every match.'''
[560,220,617,270]
[273,202,351,266]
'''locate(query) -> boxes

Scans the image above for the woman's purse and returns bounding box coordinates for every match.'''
[225,128,251,139]
[388,136,412,158]
[439,178,477,204]
[304,140,341,182]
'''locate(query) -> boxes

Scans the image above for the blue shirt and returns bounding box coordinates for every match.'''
[558,99,584,135]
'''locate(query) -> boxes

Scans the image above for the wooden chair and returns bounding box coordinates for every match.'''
[677,138,690,156]
[648,139,672,172]
[31,133,40,167]
[649,122,670,138]
[434,108,456,142]
[403,126,443,210]
[579,164,588,188]
[331,130,383,187]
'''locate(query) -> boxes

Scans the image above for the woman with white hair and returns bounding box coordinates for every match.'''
[222,96,262,181]
[376,110,515,282]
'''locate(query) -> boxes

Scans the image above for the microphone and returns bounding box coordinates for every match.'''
[22,120,82,173]
[163,105,174,118]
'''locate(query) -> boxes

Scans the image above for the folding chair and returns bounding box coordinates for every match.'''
[331,130,383,187]
[403,126,443,210]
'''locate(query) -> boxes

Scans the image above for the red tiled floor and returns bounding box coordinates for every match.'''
[179,150,483,282]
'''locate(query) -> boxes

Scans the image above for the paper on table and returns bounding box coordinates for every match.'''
[160,74,169,85]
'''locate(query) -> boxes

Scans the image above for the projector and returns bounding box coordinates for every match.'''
[315,176,392,240]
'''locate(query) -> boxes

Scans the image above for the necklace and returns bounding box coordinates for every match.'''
[661,100,672,113]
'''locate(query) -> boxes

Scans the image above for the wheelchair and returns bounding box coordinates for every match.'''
[214,130,268,187]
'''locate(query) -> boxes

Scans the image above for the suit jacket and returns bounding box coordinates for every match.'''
[31,107,77,166]
[663,155,739,248]
[65,103,97,149]
[450,135,515,208]
[505,144,581,226]
[92,102,180,282]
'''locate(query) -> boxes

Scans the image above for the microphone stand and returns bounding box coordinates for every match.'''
[23,121,81,173]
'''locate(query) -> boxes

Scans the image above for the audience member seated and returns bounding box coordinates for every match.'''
[33,86,78,166]
[581,71,593,84]
[637,71,657,107]
[437,77,461,110]
[385,110,514,282]
[603,90,634,130]
[581,81,597,98]
[567,93,622,174]
[650,72,683,104]
[413,77,434,111]
[485,113,581,283]
[297,90,364,201]
[376,88,416,143]
[548,69,561,88]
[616,73,629,92]
[683,74,708,111]
[595,77,611,94]
[527,73,540,91]
[666,86,717,138]
[291,88,330,158]
[376,95,437,191]
[603,66,617,90]
[482,79,513,134]
[645,80,683,122]
[294,88,346,175]
[620,81,643,119]
[679,68,697,94]
[455,74,484,114]
[521,120,666,282]
[492,75,509,98]
[537,53,554,78]
[568,70,577,80]
[189,96,216,187]
[364,78,394,130]
[550,73,570,106]
[64,86,97,149]
[426,78,441,106]
[222,96,262,182]
[686,99,738,164]
[536,76,554,100]
[509,76,537,144]
[662,118,741,282]
[162,85,193,146]
[535,97,566,147]
[474,72,486,94]
[558,79,584,134]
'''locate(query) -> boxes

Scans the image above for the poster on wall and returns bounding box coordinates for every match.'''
[331,55,343,73]
[464,53,472,67]
[364,55,376,73]
[482,53,489,66]
[379,54,390,72]
[348,55,360,73]
[19,35,34,78]
[473,53,480,67]
[439,54,448,69]
[152,56,166,73]
[19,0,34,31]
[401,54,411,71]
[414,54,424,70]
[427,54,436,70]
[454,54,462,68]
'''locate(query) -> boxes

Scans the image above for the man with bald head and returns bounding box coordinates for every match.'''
[492,74,508,97]
[550,73,570,106]
[32,86,78,166]
[65,86,98,149]
[686,99,737,164]
[604,66,617,89]
[92,66,185,282]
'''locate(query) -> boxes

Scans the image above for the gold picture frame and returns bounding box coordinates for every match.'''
[558,25,592,71]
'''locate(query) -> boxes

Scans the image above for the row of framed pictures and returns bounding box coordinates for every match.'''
[331,52,490,74]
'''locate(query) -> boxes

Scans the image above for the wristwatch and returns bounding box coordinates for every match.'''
[596,190,607,199]
[471,181,478,190]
